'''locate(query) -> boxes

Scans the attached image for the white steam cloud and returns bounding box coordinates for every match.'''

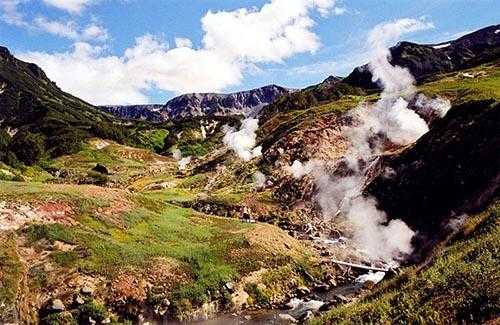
[223,118,262,161]
[172,148,191,171]
[290,18,450,264]
[253,171,267,189]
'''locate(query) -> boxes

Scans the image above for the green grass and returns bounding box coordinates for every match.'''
[0,233,23,321]
[419,63,500,103]
[143,188,198,202]
[313,200,500,325]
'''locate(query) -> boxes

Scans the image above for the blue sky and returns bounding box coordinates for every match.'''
[0,0,498,105]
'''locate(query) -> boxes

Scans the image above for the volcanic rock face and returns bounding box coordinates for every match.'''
[344,24,500,89]
[163,84,292,120]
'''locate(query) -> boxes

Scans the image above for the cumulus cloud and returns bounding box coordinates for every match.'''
[17,0,340,105]
[19,36,242,104]
[174,37,193,48]
[42,0,95,13]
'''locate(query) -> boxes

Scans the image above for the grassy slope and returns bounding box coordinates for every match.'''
[0,180,317,322]
[313,200,500,325]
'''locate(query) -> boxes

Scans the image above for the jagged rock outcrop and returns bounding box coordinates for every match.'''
[344,24,500,89]
[163,84,291,120]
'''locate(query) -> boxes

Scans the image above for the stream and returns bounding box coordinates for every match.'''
[166,282,364,324]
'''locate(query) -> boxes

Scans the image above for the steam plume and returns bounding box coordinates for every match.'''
[172,148,192,170]
[223,117,262,161]
[290,18,450,264]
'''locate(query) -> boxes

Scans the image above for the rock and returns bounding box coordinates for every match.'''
[326,278,337,287]
[285,298,301,310]
[81,286,94,295]
[92,164,109,175]
[278,314,298,323]
[313,283,330,293]
[299,311,314,322]
[49,299,65,312]
[319,300,337,312]
[296,286,310,297]
[333,294,349,303]
[363,280,376,290]
[75,296,85,305]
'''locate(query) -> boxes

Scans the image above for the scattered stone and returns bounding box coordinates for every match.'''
[313,283,330,293]
[299,311,314,322]
[225,282,235,292]
[49,299,65,312]
[334,294,349,303]
[319,300,337,312]
[296,286,310,297]
[363,280,376,290]
[278,314,298,323]
[326,277,337,287]
[81,286,94,295]
[75,296,85,305]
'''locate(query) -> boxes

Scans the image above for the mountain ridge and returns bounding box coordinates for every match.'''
[99,84,292,122]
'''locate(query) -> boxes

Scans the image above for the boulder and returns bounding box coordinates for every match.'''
[92,164,109,175]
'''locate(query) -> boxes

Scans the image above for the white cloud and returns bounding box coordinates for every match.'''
[42,0,94,13]
[333,7,347,15]
[19,0,338,105]
[82,23,109,41]
[0,0,108,42]
[174,37,193,48]
[33,17,108,41]
[19,36,242,105]
[33,16,79,39]
[0,0,28,26]
[201,0,337,63]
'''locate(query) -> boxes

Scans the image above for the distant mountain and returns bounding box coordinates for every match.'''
[163,84,292,120]
[98,85,292,122]
[99,104,166,122]
[344,24,500,89]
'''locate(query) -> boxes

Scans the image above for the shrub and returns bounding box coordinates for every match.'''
[9,131,46,165]
[42,312,77,325]
[0,128,10,161]
[47,129,85,157]
[78,299,108,323]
